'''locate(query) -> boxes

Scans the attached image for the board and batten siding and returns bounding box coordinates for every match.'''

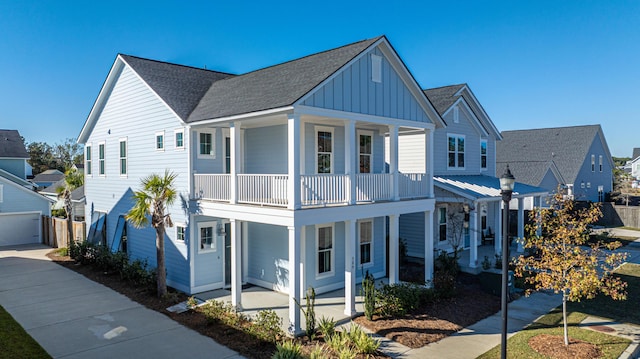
[302,47,429,123]
[84,64,190,292]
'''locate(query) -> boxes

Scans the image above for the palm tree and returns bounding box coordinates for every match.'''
[126,170,177,297]
[57,167,84,247]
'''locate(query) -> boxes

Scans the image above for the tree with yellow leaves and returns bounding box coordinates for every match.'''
[514,189,627,346]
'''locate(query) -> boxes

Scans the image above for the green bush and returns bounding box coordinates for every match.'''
[345,324,379,354]
[435,250,459,275]
[272,340,302,359]
[250,309,283,342]
[433,270,456,298]
[376,282,435,317]
[362,271,376,320]
[318,316,335,338]
[481,255,492,270]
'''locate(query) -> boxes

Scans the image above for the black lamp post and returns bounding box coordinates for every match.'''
[499,165,515,359]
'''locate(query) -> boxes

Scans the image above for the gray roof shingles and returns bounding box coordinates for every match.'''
[0,129,29,158]
[423,84,465,116]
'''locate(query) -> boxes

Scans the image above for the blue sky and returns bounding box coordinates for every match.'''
[0,1,637,157]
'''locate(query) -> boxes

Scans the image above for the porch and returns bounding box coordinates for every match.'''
[458,241,521,275]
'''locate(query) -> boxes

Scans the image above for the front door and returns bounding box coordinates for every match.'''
[224,223,232,287]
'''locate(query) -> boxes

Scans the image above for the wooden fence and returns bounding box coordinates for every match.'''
[42,216,86,248]
[599,203,640,228]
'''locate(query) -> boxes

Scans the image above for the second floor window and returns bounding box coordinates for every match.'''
[175,129,184,149]
[86,145,92,175]
[359,132,372,173]
[591,155,595,172]
[98,143,105,175]
[156,132,164,151]
[316,128,333,174]
[599,155,603,172]
[199,131,215,158]
[448,135,465,168]
[119,139,127,176]
[480,140,487,170]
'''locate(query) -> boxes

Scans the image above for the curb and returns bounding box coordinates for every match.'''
[619,342,640,359]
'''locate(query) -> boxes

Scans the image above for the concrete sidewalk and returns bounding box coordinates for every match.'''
[0,244,244,359]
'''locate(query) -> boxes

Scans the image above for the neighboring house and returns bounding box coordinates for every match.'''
[31,169,65,188]
[628,148,640,180]
[0,129,53,246]
[39,179,86,221]
[78,36,445,334]
[497,125,614,202]
[394,84,547,271]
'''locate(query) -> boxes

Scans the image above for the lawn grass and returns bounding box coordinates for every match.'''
[478,263,640,358]
[588,233,638,247]
[0,305,50,359]
[619,226,640,232]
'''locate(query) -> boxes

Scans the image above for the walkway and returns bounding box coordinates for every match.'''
[0,244,245,359]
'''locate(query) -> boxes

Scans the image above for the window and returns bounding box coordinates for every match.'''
[599,155,603,172]
[371,54,382,83]
[359,220,373,266]
[175,129,184,150]
[316,127,333,174]
[198,221,216,252]
[98,142,105,175]
[119,138,127,176]
[438,207,447,241]
[358,131,372,173]
[453,106,459,123]
[317,225,334,276]
[447,134,465,168]
[598,185,604,202]
[198,130,216,158]
[480,140,487,170]
[176,225,186,242]
[156,132,164,151]
[85,144,92,176]
[0,184,3,203]
[591,155,595,172]
[224,132,231,174]
[587,182,591,188]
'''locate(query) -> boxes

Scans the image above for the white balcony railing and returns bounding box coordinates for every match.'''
[237,174,289,207]
[355,173,393,202]
[399,173,429,199]
[301,174,349,206]
[194,174,230,201]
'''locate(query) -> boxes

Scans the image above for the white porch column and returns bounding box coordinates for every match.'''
[287,114,301,210]
[469,207,478,268]
[494,201,502,254]
[424,210,434,286]
[288,225,301,335]
[425,128,435,198]
[344,220,357,316]
[517,197,525,252]
[389,125,399,201]
[389,214,399,284]
[230,121,241,204]
[345,120,356,205]
[230,219,242,309]
[535,196,543,237]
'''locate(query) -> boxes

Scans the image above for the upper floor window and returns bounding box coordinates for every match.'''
[448,134,465,169]
[359,220,373,266]
[358,131,372,173]
[156,131,164,151]
[316,127,333,174]
[599,155,603,172]
[198,130,216,158]
[480,140,487,170]
[591,154,595,172]
[85,144,92,176]
[371,54,382,83]
[175,129,184,150]
[176,224,186,242]
[119,138,127,176]
[98,142,105,176]
[317,224,334,277]
[453,106,460,123]
[438,207,447,241]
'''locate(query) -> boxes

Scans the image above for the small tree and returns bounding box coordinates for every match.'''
[56,168,84,247]
[126,170,177,297]
[446,203,468,262]
[514,190,627,346]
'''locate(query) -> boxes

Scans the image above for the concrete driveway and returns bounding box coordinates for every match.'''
[0,244,244,359]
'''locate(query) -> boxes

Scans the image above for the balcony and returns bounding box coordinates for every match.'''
[193,172,430,208]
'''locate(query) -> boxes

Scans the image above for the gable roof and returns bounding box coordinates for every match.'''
[188,37,381,122]
[0,129,28,158]
[434,175,548,201]
[423,84,466,116]
[0,175,54,203]
[32,169,65,183]
[633,148,640,160]
[496,124,612,185]
[0,168,35,189]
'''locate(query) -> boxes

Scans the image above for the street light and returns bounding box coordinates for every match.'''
[499,165,515,359]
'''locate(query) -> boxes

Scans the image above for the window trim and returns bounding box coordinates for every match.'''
[447,133,466,169]
[119,137,127,177]
[438,206,447,242]
[599,155,603,172]
[197,129,216,159]
[85,143,92,177]
[176,224,186,243]
[480,139,488,171]
[357,130,373,174]
[155,131,165,151]
[453,106,459,123]
[315,126,334,174]
[222,128,231,174]
[358,219,374,268]
[98,141,106,176]
[198,221,217,253]
[371,54,382,83]
[315,223,335,279]
[591,154,595,172]
[174,128,185,150]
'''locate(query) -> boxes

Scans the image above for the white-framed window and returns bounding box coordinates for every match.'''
[358,130,373,173]
[0,184,3,203]
[371,54,382,83]
[176,224,186,242]
[447,134,465,169]
[599,155,603,172]
[198,221,217,252]
[438,207,447,241]
[315,126,334,174]
[155,131,164,151]
[316,224,334,278]
[581,182,586,189]
[174,129,184,150]
[453,106,460,123]
[119,138,127,176]
[591,154,595,172]
[198,129,216,158]
[359,220,373,267]
[480,139,487,170]
[85,144,92,176]
[222,128,231,174]
[587,182,591,189]
[98,142,105,176]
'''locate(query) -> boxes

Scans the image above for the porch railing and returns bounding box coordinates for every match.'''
[194,174,230,201]
[301,174,348,206]
[237,174,289,207]
[398,173,429,199]
[355,173,393,202]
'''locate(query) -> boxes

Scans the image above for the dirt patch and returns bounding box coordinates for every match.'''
[529,334,602,359]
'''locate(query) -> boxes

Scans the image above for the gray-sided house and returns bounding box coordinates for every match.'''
[497,125,614,202]
[77,36,445,334]
[393,85,547,271]
[0,129,53,246]
[39,180,85,221]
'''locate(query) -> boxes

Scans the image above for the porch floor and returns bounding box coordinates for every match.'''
[458,241,522,274]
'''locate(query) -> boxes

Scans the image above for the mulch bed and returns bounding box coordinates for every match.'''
[529,334,602,359]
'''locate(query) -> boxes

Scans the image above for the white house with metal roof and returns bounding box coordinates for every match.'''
[78,36,444,334]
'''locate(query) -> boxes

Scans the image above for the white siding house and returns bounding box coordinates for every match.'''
[78,36,444,335]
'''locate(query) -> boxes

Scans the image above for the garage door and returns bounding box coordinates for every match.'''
[0,213,41,246]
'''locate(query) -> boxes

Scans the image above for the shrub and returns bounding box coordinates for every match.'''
[494,254,502,269]
[345,324,379,354]
[337,346,357,359]
[309,343,326,359]
[435,250,459,275]
[272,340,302,359]
[186,296,198,310]
[376,282,432,317]
[433,270,456,298]
[318,316,335,338]
[481,255,491,270]
[326,330,350,352]
[362,271,376,320]
[294,287,316,339]
[250,309,283,343]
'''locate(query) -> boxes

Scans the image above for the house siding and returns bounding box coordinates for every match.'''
[83,64,190,292]
[245,125,288,174]
[573,136,613,202]
[0,178,50,214]
[0,159,27,179]
[302,46,429,123]
[246,223,288,290]
[433,106,483,175]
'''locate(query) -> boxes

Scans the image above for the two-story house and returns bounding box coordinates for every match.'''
[497,125,614,202]
[396,85,547,271]
[78,36,445,334]
[0,129,52,246]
